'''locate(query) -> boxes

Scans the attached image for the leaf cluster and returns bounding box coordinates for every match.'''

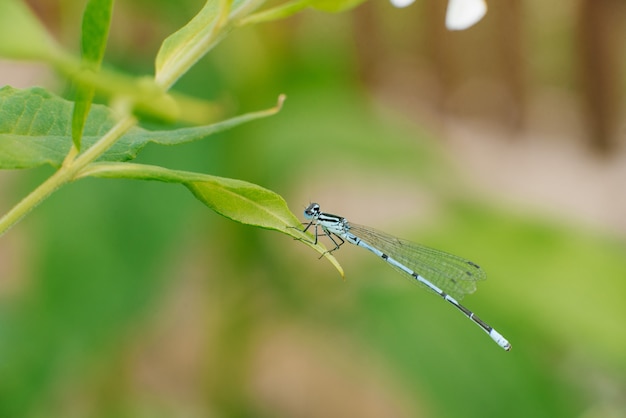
[0,0,370,276]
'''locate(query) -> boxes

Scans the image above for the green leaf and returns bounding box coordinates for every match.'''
[154,0,262,88]
[0,86,284,169]
[72,0,114,150]
[0,0,62,61]
[80,0,113,65]
[0,1,195,125]
[155,0,229,88]
[237,0,368,27]
[310,0,367,13]
[78,162,344,276]
[71,88,95,151]
[237,0,311,26]
[188,177,296,231]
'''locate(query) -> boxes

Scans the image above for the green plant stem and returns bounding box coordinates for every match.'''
[0,0,269,237]
[77,161,202,183]
[0,116,136,236]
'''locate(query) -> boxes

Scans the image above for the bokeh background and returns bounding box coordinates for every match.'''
[1,0,626,417]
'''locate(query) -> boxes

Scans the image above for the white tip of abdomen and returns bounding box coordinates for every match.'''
[490,329,512,351]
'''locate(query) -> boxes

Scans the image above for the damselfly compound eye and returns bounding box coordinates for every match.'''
[304,203,320,219]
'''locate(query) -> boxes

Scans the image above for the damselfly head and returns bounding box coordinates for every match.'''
[304,203,321,219]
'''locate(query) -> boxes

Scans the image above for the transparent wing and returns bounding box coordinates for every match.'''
[347,223,485,300]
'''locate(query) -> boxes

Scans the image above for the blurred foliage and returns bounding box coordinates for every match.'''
[1,0,625,417]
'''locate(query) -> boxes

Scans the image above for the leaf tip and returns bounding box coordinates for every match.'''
[276,93,286,110]
[285,226,344,278]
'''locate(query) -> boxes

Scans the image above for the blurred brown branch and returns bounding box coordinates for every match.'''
[352,0,625,155]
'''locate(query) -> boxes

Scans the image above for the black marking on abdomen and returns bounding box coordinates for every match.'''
[470,314,492,332]
[453,301,473,318]
[382,254,388,260]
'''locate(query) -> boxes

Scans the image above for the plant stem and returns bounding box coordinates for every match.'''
[0,0,266,237]
[0,116,136,236]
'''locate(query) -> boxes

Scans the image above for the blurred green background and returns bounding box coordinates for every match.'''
[1,0,625,417]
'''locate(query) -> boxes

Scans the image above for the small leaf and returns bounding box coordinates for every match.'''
[154,0,261,88]
[238,0,368,26]
[155,0,227,87]
[79,162,344,276]
[72,0,114,150]
[71,87,95,151]
[0,1,177,124]
[237,0,310,26]
[189,177,295,230]
[0,0,62,61]
[80,0,113,65]
[310,0,367,13]
[0,86,283,169]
